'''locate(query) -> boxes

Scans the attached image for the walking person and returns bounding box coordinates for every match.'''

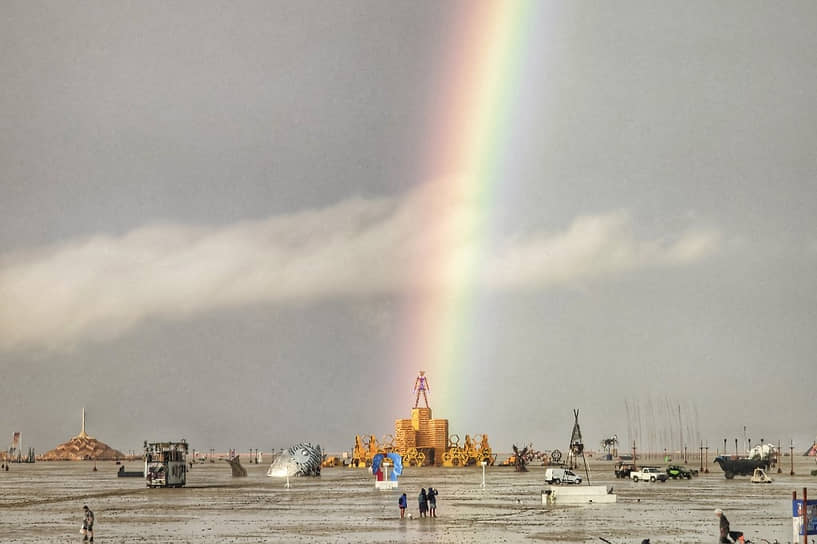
[418,488,428,518]
[398,493,407,519]
[427,487,438,517]
[715,508,744,543]
[81,505,94,542]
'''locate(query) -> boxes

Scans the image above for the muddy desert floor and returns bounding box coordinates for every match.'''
[1,456,816,543]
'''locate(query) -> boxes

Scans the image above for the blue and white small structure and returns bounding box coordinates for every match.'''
[372,452,402,490]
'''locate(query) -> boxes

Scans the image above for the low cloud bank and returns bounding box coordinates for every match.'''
[0,181,719,351]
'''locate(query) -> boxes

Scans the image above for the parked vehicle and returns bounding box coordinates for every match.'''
[545,467,582,485]
[714,455,770,479]
[666,465,694,479]
[614,462,636,479]
[145,440,189,488]
[630,467,668,482]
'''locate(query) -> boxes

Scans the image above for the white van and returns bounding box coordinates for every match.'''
[545,467,582,485]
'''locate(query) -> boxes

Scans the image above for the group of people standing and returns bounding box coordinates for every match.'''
[398,487,438,519]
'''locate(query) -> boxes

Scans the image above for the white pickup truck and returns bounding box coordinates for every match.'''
[630,467,668,482]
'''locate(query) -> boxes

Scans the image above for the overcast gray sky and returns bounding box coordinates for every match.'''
[2,1,816,456]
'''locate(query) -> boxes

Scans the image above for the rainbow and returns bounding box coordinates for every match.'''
[401,1,541,417]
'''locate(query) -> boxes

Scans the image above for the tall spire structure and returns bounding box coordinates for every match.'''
[41,406,125,460]
[79,407,88,438]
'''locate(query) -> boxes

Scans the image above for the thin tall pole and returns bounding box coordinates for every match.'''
[581,451,591,485]
[678,404,682,458]
[704,443,709,473]
[778,440,783,473]
[803,487,808,544]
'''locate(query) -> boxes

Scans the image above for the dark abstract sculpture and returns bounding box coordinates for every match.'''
[225,455,248,477]
[512,443,529,472]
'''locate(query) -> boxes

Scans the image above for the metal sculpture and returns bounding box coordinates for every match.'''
[500,443,553,468]
[600,434,618,455]
[512,443,530,472]
[267,442,322,478]
[225,455,247,477]
[412,370,430,408]
[349,435,368,468]
[441,434,496,467]
[402,447,426,467]
[566,409,591,483]
[748,443,776,460]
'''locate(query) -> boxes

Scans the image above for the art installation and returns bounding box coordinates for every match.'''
[803,437,817,457]
[225,455,247,477]
[748,443,777,460]
[353,371,495,468]
[412,370,430,409]
[511,444,530,472]
[541,409,617,505]
[502,443,549,469]
[40,409,126,461]
[371,452,403,481]
[267,442,322,478]
[600,435,618,456]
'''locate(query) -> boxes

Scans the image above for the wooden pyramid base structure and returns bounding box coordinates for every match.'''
[40,409,126,461]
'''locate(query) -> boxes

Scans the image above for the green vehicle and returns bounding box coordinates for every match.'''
[666,465,693,479]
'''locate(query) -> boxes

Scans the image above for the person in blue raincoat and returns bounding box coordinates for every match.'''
[398,493,407,518]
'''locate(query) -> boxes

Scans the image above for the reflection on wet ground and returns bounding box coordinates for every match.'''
[1,457,815,543]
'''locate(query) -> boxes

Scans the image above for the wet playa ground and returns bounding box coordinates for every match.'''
[1,457,815,543]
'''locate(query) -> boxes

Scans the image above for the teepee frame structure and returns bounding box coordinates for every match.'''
[566,409,591,484]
